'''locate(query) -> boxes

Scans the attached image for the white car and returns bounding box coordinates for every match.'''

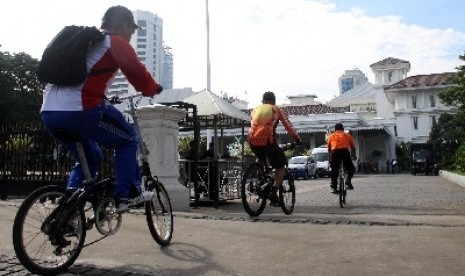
[288,156,318,180]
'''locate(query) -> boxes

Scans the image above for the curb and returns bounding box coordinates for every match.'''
[439,170,465,188]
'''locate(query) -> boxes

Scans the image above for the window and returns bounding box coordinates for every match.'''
[431,116,437,127]
[394,126,398,136]
[137,38,146,43]
[137,44,146,49]
[430,95,436,107]
[388,71,393,83]
[137,20,147,28]
[137,29,147,36]
[413,117,418,130]
[412,96,417,108]
[137,51,146,56]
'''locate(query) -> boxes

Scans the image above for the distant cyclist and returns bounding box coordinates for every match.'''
[327,122,356,193]
[248,91,301,206]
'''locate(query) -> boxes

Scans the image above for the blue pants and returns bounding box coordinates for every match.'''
[41,102,141,198]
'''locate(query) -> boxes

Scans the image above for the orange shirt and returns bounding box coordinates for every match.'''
[248,104,300,146]
[327,130,355,152]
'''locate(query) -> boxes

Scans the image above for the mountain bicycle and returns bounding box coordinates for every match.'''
[241,143,295,217]
[12,93,173,275]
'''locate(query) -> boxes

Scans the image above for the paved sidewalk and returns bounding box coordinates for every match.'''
[2,201,465,275]
[2,173,465,275]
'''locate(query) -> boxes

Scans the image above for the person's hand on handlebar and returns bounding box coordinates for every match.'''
[156,85,164,94]
[108,96,122,105]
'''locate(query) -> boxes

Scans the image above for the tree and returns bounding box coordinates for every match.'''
[0,49,43,125]
[429,51,465,171]
[428,113,465,170]
[439,52,465,107]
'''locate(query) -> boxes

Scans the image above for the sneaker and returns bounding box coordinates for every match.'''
[330,183,338,194]
[267,189,280,205]
[117,191,155,213]
[346,180,354,190]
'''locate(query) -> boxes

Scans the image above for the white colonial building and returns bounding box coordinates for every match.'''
[323,57,457,170]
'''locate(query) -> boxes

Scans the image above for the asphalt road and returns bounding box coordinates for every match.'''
[1,173,465,276]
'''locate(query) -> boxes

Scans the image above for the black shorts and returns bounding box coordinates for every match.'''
[251,143,287,169]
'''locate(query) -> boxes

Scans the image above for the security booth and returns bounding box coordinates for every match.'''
[163,90,250,208]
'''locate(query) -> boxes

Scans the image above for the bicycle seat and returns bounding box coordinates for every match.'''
[52,128,82,142]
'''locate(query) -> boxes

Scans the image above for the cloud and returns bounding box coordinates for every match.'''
[1,0,464,108]
[185,0,465,107]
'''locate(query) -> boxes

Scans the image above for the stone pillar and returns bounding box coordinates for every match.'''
[136,104,189,211]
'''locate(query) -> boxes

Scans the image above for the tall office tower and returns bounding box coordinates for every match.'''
[162,45,173,90]
[338,68,368,95]
[108,10,168,96]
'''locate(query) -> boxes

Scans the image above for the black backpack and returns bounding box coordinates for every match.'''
[38,25,106,86]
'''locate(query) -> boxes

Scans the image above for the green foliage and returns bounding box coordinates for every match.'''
[227,140,253,157]
[439,52,465,109]
[428,113,464,170]
[456,143,465,172]
[178,136,206,157]
[178,136,194,157]
[0,49,43,125]
[429,52,465,171]
[284,149,293,159]
[3,133,36,152]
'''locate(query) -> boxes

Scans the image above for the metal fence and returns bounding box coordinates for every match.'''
[0,123,115,199]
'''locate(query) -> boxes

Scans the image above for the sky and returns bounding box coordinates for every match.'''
[1,0,465,107]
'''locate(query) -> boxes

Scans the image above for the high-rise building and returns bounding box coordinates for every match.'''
[108,10,172,96]
[338,68,368,94]
[162,45,173,90]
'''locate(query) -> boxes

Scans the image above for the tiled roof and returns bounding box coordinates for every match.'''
[281,104,341,115]
[370,57,410,67]
[385,72,457,90]
[245,104,341,116]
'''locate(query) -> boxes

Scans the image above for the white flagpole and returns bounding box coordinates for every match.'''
[206,0,211,91]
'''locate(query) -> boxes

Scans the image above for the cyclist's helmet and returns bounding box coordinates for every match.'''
[262,91,276,104]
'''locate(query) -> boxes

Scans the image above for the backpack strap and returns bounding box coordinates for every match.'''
[88,31,117,77]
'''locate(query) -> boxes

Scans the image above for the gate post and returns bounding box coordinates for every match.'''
[135,104,189,211]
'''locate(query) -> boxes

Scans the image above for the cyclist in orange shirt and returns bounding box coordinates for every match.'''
[248,91,301,206]
[327,122,356,193]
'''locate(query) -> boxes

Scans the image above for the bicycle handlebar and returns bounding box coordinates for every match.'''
[278,142,301,150]
[108,92,143,105]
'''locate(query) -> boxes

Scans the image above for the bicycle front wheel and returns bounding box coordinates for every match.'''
[241,162,267,217]
[146,180,173,246]
[13,185,86,275]
[279,170,295,215]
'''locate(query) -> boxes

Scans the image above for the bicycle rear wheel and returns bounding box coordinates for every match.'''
[279,170,295,215]
[13,185,86,275]
[146,180,173,246]
[338,169,346,208]
[241,162,267,217]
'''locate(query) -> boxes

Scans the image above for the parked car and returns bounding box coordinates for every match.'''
[311,146,330,177]
[288,156,317,180]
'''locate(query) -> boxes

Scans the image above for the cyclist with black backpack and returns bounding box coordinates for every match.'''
[40,5,163,211]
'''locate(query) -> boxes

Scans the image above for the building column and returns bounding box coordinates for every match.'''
[136,104,189,211]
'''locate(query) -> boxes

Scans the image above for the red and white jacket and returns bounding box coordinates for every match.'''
[41,31,160,111]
